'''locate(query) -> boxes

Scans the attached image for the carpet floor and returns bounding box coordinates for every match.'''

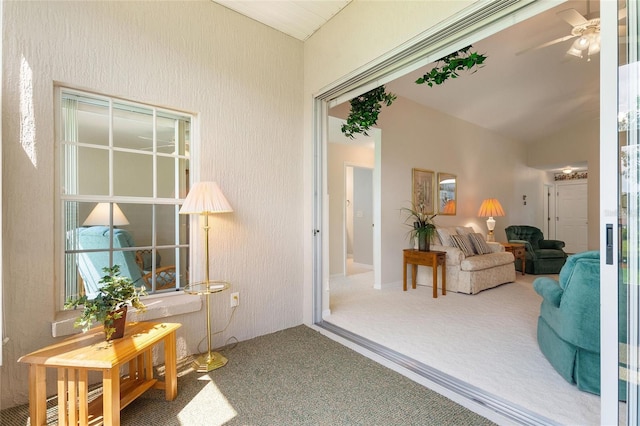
[1,325,496,426]
[325,270,626,425]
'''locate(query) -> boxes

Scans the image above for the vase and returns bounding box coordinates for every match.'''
[418,233,430,252]
[105,306,128,341]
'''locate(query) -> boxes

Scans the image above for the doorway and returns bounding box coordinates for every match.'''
[345,165,373,275]
[316,0,624,422]
[555,180,589,253]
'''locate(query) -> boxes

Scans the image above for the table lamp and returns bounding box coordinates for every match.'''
[179,181,233,372]
[477,198,505,242]
[83,202,130,226]
[441,200,456,215]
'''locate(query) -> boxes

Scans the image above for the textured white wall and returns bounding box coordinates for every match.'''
[2,0,302,408]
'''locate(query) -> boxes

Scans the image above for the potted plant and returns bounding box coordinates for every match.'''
[401,202,437,251]
[65,265,147,340]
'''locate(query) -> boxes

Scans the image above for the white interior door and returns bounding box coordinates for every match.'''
[556,181,588,253]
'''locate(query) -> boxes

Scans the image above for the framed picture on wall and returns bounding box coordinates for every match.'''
[437,172,457,215]
[412,168,435,214]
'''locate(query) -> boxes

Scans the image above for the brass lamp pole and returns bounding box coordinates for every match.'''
[179,182,233,372]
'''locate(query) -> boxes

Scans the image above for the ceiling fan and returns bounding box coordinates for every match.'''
[517,7,600,60]
[518,3,625,61]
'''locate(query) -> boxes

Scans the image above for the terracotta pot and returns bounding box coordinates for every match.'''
[105,306,128,341]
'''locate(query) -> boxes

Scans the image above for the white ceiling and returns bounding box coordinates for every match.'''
[386,0,601,145]
[212,0,351,41]
[212,0,604,168]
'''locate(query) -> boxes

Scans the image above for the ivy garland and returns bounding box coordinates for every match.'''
[341,86,397,139]
[415,45,487,87]
[340,46,486,139]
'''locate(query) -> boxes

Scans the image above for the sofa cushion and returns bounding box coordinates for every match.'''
[537,248,568,259]
[469,233,492,254]
[451,234,475,257]
[460,252,515,272]
[456,226,475,235]
[436,227,457,247]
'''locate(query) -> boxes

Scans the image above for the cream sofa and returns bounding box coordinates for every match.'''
[415,226,516,294]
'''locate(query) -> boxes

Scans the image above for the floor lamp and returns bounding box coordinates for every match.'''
[179,181,233,372]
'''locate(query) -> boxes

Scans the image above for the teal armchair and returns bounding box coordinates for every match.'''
[505,225,567,274]
[76,226,176,298]
[533,251,626,400]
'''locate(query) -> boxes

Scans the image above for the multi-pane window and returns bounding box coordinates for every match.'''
[58,88,191,306]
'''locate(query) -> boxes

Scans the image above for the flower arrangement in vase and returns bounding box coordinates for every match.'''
[65,265,147,340]
[401,202,437,251]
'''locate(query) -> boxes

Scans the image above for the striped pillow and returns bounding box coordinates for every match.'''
[469,232,493,255]
[451,234,476,257]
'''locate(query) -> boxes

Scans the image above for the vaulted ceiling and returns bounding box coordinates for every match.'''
[212,1,602,165]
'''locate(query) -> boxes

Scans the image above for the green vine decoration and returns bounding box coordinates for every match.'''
[415,45,487,87]
[340,46,486,139]
[341,86,396,139]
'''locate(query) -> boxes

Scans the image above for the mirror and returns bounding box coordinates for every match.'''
[437,173,456,215]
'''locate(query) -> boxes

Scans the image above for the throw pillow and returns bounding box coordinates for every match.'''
[451,234,476,257]
[436,227,456,247]
[456,226,475,235]
[469,233,493,255]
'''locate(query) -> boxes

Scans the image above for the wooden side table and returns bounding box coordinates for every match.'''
[403,249,447,298]
[18,321,181,426]
[501,242,526,275]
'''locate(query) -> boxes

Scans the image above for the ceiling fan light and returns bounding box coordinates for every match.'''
[573,36,590,51]
[567,46,583,58]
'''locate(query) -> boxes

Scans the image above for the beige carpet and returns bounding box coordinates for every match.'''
[325,270,624,425]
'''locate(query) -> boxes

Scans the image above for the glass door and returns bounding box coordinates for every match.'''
[620,1,640,423]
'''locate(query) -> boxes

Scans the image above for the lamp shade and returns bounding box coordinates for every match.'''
[179,181,233,215]
[477,198,505,218]
[83,202,130,226]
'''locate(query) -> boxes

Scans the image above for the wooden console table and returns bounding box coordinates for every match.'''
[18,321,181,426]
[403,249,447,298]
[501,242,526,275]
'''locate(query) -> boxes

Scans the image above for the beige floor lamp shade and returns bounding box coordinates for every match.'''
[179,181,233,372]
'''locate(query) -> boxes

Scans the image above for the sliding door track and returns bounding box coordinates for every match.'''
[316,320,557,426]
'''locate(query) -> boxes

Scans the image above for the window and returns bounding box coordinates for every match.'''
[58,88,192,307]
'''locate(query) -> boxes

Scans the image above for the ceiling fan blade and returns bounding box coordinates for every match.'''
[515,34,577,56]
[557,8,588,27]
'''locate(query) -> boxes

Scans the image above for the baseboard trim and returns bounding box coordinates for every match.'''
[315,321,559,426]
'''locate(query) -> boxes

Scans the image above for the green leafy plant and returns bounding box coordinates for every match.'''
[415,45,487,87]
[65,265,147,340]
[401,202,437,242]
[341,86,397,139]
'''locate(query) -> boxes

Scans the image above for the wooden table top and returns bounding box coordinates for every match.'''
[18,322,181,369]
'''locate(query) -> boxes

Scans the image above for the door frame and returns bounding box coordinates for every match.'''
[343,163,375,275]
[311,0,621,423]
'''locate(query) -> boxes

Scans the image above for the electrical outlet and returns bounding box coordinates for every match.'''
[230,292,239,307]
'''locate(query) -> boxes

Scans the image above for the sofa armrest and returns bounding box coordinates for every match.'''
[540,239,566,250]
[429,244,465,265]
[487,242,504,253]
[533,277,563,307]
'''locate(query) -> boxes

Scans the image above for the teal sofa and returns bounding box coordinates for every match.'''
[533,250,626,400]
[505,225,567,274]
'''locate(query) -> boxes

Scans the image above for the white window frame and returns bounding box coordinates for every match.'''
[55,87,193,311]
